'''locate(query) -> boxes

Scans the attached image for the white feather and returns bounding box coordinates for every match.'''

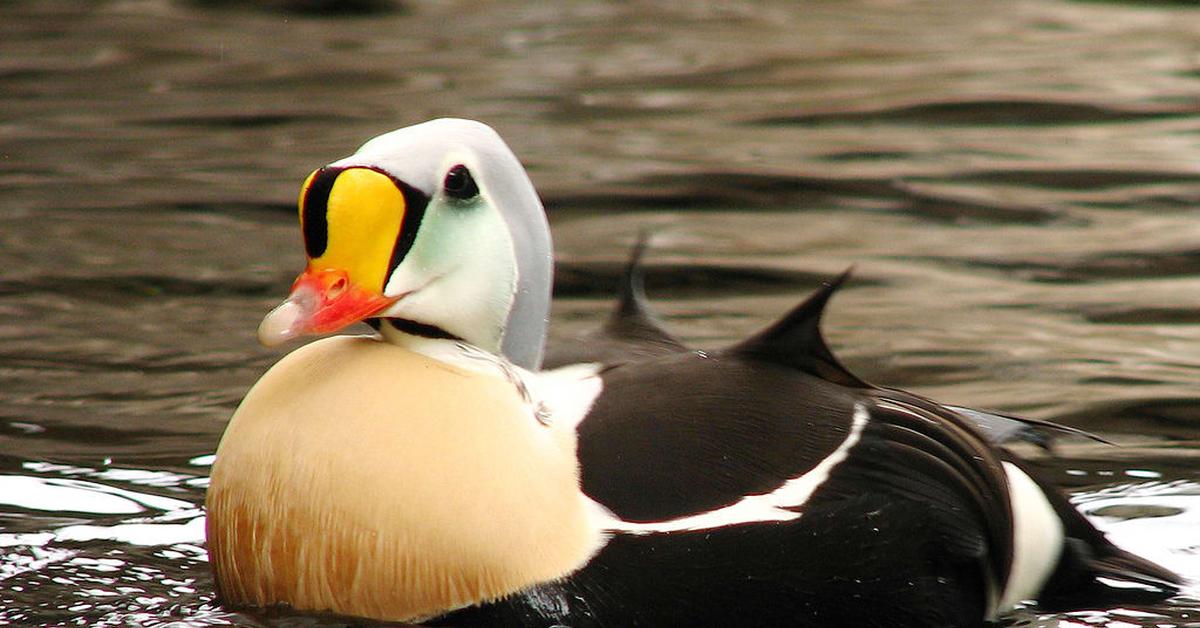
[993,461,1065,615]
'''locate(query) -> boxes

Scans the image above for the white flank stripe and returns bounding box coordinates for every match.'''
[993,462,1065,616]
[595,404,871,535]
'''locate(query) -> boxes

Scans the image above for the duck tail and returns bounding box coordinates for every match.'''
[1091,548,1182,591]
[1006,456,1183,610]
[1038,539,1182,610]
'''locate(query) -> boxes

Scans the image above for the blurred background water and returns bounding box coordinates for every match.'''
[2,0,1200,625]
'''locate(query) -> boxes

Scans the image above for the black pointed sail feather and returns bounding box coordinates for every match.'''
[600,231,684,350]
[542,232,684,368]
[729,268,868,388]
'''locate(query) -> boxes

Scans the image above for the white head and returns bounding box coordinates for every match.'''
[258,119,553,369]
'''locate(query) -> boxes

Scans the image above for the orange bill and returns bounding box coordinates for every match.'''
[257,267,399,347]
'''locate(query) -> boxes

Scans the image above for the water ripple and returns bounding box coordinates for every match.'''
[750,99,1196,127]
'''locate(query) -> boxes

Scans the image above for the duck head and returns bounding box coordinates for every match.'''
[257,118,553,369]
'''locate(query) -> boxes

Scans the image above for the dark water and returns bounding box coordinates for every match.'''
[3,0,1200,625]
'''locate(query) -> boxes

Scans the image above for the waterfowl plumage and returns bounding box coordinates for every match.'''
[543,232,684,369]
[544,237,1102,451]
[206,118,1179,627]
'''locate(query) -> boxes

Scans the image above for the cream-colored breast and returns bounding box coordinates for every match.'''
[206,335,602,622]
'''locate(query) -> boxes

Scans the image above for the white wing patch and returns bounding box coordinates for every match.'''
[992,461,1065,616]
[527,362,605,431]
[593,403,871,535]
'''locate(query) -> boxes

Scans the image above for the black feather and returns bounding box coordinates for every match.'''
[600,230,680,347]
[944,404,1112,450]
[729,268,868,387]
[542,233,683,368]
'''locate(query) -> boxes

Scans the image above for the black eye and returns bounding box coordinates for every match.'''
[443,164,479,200]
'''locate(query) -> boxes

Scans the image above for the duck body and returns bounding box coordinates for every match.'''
[211,335,1007,627]
[433,285,1143,628]
[211,295,1175,628]
[206,118,1179,627]
[437,356,996,627]
[438,349,1177,627]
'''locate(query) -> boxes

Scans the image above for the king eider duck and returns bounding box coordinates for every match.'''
[206,118,1180,627]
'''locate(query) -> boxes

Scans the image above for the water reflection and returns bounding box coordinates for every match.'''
[1077,481,1200,597]
[0,461,221,626]
[0,474,189,514]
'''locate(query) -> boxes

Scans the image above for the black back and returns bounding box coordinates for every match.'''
[438,351,1009,627]
[435,270,1180,627]
[578,351,859,521]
